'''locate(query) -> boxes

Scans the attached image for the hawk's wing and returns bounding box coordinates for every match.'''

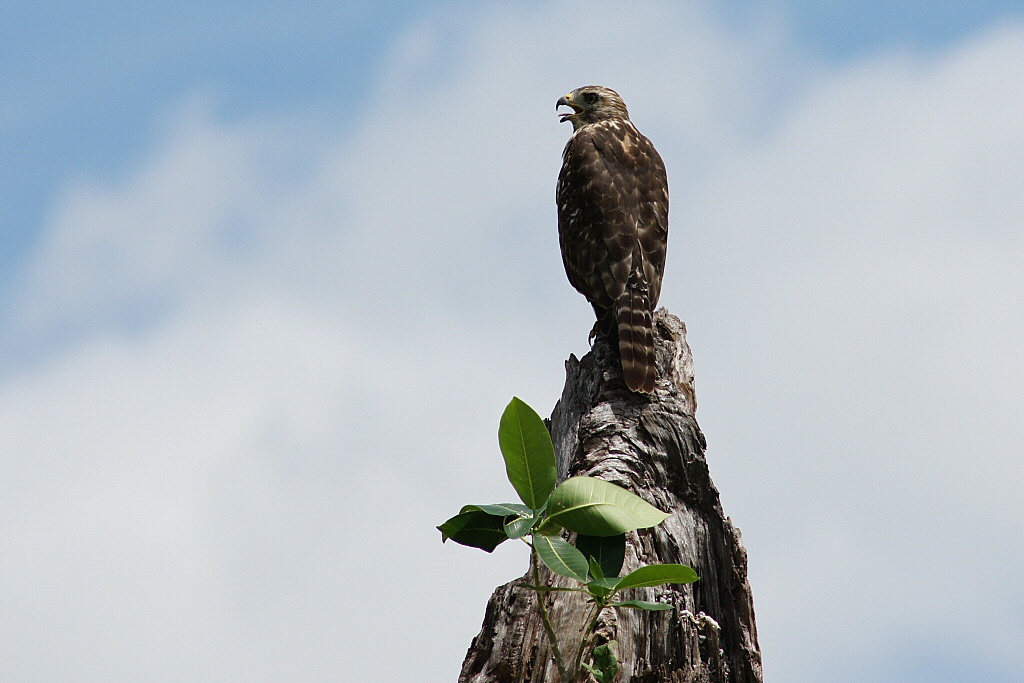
[556,120,669,392]
[557,120,669,312]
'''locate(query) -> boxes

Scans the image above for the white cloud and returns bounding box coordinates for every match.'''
[686,21,1024,681]
[3,5,1023,683]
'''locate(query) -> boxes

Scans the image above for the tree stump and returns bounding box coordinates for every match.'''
[459,310,762,683]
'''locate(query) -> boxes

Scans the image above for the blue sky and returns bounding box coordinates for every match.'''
[3,2,1023,682]
[4,0,1022,282]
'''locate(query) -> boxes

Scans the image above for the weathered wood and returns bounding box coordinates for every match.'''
[459,310,762,683]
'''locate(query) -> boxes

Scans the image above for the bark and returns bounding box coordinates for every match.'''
[459,310,762,683]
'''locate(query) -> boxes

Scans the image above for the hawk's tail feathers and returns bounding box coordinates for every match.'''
[615,288,656,393]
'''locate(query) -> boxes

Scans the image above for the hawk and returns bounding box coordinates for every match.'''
[556,86,669,393]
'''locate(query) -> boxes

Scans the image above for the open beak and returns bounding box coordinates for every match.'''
[556,94,583,123]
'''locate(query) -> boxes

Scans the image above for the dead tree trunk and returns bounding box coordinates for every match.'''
[459,310,762,683]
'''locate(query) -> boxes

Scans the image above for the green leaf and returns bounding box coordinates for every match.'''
[614,564,699,591]
[533,516,562,536]
[460,503,533,517]
[582,641,619,683]
[498,397,557,510]
[609,600,674,611]
[585,577,620,599]
[504,515,538,539]
[546,477,670,536]
[533,533,589,582]
[437,511,508,552]
[588,556,605,580]
[587,577,621,591]
[575,533,626,578]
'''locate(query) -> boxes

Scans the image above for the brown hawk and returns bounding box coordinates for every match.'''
[556,86,669,393]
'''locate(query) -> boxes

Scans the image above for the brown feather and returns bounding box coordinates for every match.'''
[556,86,668,393]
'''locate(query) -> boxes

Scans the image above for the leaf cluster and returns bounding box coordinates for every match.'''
[438,397,700,681]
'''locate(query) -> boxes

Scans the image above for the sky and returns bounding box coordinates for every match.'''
[2,2,1023,682]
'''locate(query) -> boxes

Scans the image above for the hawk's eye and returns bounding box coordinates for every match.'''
[583,92,599,105]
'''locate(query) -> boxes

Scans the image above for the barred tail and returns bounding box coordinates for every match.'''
[615,287,656,393]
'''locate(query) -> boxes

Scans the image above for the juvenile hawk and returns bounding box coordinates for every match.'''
[556,86,669,393]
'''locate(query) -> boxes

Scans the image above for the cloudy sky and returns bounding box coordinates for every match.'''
[2,2,1023,681]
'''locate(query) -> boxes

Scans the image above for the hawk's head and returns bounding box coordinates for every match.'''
[557,86,630,131]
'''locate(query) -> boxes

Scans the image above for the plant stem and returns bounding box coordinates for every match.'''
[531,542,570,683]
[572,601,607,681]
